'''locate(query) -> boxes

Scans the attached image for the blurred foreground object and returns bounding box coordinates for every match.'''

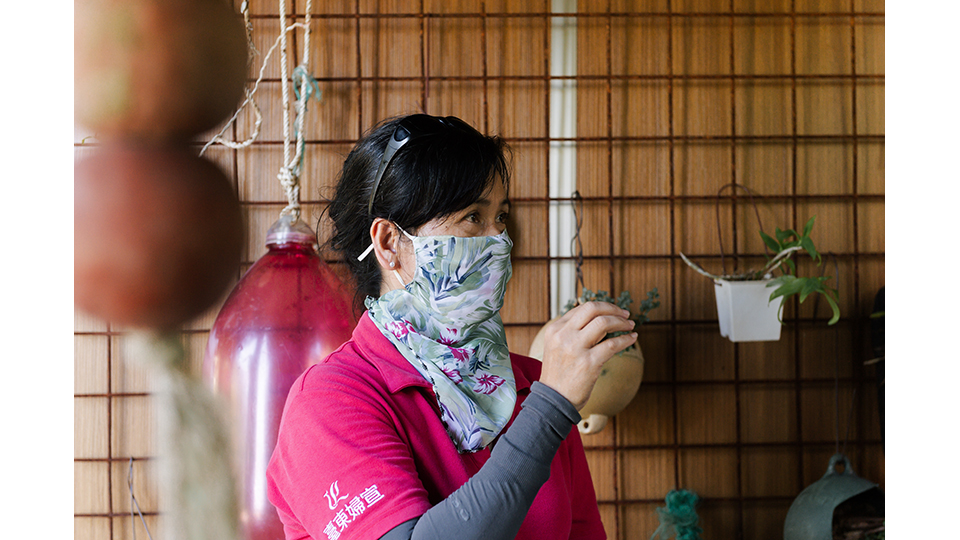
[75,0,248,142]
[74,142,243,330]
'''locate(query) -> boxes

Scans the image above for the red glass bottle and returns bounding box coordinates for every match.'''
[203,215,358,540]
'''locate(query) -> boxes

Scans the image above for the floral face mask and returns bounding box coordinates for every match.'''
[365,227,516,453]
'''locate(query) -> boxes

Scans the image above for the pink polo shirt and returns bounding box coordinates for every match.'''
[266,313,606,540]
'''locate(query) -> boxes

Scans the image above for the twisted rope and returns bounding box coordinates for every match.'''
[201,0,319,224]
[199,22,309,157]
[277,0,316,221]
[240,0,259,60]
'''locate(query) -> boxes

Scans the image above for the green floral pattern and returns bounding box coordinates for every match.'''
[366,230,516,453]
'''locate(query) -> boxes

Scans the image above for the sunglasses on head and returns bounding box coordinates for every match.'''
[366,114,473,214]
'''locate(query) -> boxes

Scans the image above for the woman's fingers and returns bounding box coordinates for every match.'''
[593,331,638,360]
[581,314,636,347]
[537,301,642,409]
[559,301,630,331]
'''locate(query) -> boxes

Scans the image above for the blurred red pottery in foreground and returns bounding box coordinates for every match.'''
[74,143,243,330]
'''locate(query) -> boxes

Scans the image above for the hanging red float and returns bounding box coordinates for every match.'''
[74,0,248,142]
[202,214,358,540]
[74,142,243,330]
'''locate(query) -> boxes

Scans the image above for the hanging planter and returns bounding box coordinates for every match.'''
[784,453,884,540]
[74,1,250,538]
[198,3,348,538]
[680,184,840,343]
[528,288,660,434]
[575,345,645,434]
[526,193,662,433]
[75,0,248,142]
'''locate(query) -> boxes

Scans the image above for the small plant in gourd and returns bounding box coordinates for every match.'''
[562,288,661,349]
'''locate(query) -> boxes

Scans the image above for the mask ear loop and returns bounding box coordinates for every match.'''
[392,269,407,289]
[358,221,414,290]
[391,224,416,288]
[356,244,409,288]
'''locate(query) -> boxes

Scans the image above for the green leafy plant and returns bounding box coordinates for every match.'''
[561,288,660,348]
[680,216,840,325]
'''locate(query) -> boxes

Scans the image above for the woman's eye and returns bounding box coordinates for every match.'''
[465,212,480,223]
[496,212,509,223]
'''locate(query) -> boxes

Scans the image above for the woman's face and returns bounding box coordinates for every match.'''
[414,177,509,238]
[385,178,509,294]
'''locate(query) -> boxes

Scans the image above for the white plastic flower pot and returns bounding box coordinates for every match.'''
[714,279,784,342]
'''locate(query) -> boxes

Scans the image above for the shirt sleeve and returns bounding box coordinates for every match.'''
[266,364,433,540]
[377,382,585,540]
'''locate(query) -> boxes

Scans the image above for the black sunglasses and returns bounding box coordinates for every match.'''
[366,114,473,214]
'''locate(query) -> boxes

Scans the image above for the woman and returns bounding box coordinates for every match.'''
[266,114,637,540]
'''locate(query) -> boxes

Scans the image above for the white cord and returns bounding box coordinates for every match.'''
[199,0,316,223]
[199,23,309,157]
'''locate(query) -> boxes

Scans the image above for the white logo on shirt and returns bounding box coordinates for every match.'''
[322,484,386,540]
[324,481,348,510]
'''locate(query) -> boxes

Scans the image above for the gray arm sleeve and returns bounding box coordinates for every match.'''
[378,381,581,540]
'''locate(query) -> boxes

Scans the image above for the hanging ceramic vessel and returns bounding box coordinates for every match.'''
[202,215,358,540]
[783,453,884,540]
[713,278,784,342]
[573,346,644,434]
[75,0,248,142]
[527,321,645,435]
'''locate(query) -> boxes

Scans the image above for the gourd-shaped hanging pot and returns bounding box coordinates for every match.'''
[572,345,644,434]
[783,453,884,540]
[202,215,357,540]
[527,321,645,435]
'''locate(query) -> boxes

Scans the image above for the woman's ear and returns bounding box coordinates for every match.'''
[369,217,400,272]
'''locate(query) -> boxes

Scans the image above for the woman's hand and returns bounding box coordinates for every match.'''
[537,302,638,410]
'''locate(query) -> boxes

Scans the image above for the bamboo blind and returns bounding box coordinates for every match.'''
[74,1,885,539]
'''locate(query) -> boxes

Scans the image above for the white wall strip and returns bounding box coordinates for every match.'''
[548,0,578,318]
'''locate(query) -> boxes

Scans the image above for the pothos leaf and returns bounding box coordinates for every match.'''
[798,277,821,303]
[802,216,816,238]
[775,227,791,243]
[823,290,841,325]
[800,236,820,262]
[768,275,804,302]
[760,230,781,252]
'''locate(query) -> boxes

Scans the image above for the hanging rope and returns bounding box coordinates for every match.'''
[131,332,239,540]
[240,1,259,60]
[201,0,321,225]
[714,182,766,276]
[650,489,703,540]
[128,458,154,540]
[276,0,318,222]
[199,22,310,156]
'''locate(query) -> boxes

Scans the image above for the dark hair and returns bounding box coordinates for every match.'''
[325,114,511,309]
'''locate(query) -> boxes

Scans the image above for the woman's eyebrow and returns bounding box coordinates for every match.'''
[475,199,490,206]
[473,197,511,209]
[473,197,513,211]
